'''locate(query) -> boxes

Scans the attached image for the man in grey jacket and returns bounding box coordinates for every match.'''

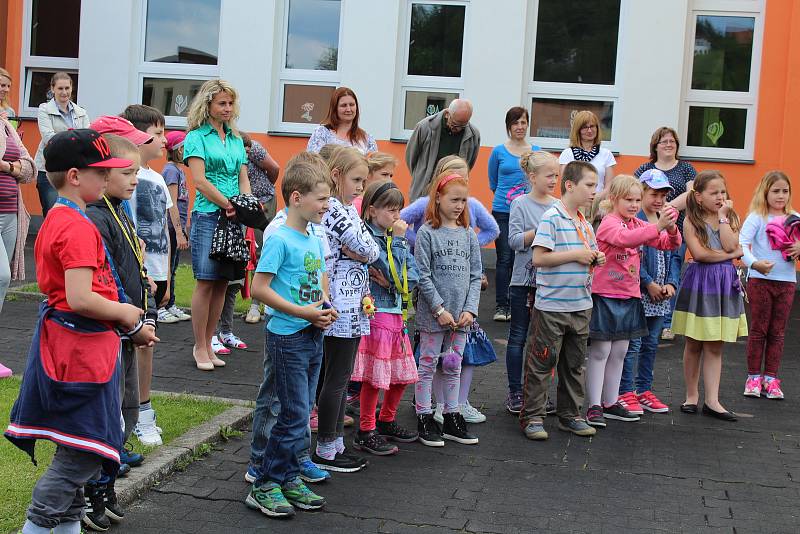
[406,99,480,201]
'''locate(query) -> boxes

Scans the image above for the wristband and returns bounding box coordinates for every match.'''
[433,306,445,318]
[125,320,144,337]
[719,217,730,225]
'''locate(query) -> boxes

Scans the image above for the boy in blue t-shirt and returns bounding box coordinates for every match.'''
[245,157,337,518]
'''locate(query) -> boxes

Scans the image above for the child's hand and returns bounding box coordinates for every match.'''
[718,199,733,218]
[787,241,800,260]
[302,300,336,329]
[575,249,598,265]
[657,207,678,231]
[647,282,663,302]
[662,284,676,300]
[437,309,456,328]
[342,246,369,264]
[456,311,474,328]
[132,324,160,348]
[594,251,607,266]
[730,245,744,259]
[118,303,145,332]
[368,266,390,289]
[392,219,408,237]
[752,260,775,275]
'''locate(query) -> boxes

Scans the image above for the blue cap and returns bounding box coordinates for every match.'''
[639,169,674,192]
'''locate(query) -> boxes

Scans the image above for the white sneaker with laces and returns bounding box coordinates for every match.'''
[220,332,248,350]
[167,305,191,321]
[245,304,261,324]
[211,335,230,355]
[157,307,179,324]
[460,401,487,423]
[134,408,163,446]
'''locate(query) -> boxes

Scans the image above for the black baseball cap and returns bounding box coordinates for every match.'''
[44,129,134,172]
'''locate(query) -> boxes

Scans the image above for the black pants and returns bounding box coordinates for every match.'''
[316,337,360,442]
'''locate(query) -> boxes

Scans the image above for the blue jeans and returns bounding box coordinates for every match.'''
[36,171,58,218]
[189,211,223,280]
[619,315,665,394]
[257,325,323,486]
[492,211,514,309]
[506,285,534,394]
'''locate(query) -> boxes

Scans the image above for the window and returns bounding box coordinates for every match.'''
[681,2,763,159]
[273,0,342,133]
[142,78,207,118]
[526,0,622,149]
[20,0,81,115]
[394,1,467,138]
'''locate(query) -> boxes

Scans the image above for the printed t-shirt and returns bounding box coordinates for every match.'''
[129,167,173,281]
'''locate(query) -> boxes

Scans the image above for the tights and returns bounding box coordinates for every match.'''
[433,364,475,406]
[586,340,630,408]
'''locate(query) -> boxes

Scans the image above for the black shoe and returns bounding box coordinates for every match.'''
[442,412,479,445]
[353,429,398,455]
[416,413,444,447]
[103,480,125,523]
[82,483,111,531]
[340,447,369,467]
[311,451,365,473]
[603,402,640,422]
[680,403,698,414]
[377,419,418,443]
[545,399,557,415]
[702,404,737,422]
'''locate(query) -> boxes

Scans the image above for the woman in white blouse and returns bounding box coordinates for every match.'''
[559,110,615,194]
[306,87,377,155]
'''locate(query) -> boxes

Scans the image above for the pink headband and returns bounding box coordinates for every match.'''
[437,173,463,192]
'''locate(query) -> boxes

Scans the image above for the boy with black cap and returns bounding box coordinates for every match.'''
[5,129,146,534]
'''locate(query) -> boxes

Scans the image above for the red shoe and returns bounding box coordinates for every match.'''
[618,391,644,415]
[637,391,669,413]
[310,406,318,433]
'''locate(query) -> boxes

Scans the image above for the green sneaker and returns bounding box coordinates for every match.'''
[281,477,326,510]
[245,482,295,518]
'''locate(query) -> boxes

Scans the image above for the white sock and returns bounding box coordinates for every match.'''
[316,440,337,460]
[335,436,345,454]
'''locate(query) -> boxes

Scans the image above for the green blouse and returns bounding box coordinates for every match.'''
[183,122,247,213]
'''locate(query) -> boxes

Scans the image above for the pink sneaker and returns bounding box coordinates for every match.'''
[618,391,644,415]
[0,362,12,378]
[762,377,784,400]
[637,391,669,413]
[310,406,318,433]
[743,375,762,397]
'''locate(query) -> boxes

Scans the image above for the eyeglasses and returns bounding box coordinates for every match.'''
[580,124,597,130]
[658,139,677,146]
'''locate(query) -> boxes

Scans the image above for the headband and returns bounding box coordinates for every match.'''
[437,173,463,192]
[362,182,399,218]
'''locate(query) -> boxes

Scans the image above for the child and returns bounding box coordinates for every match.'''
[6,129,143,534]
[161,130,192,322]
[584,174,681,428]
[414,171,482,447]
[504,150,557,414]
[673,170,747,421]
[352,151,396,214]
[351,180,419,455]
[313,147,379,472]
[739,171,797,399]
[519,161,605,441]
[618,170,684,415]
[122,104,170,447]
[245,158,336,518]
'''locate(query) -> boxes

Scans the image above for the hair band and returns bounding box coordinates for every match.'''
[437,173,463,192]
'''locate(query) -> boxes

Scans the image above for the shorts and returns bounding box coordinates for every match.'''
[190,211,223,281]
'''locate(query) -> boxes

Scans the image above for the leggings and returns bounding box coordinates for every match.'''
[415,330,467,415]
[317,336,360,442]
[746,278,795,377]
[359,383,408,431]
[586,339,630,408]
[433,364,474,406]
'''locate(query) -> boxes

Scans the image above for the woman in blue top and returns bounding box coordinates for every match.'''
[488,106,540,321]
[183,79,250,371]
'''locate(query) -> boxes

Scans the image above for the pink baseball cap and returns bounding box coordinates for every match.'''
[165,130,186,151]
[89,115,153,146]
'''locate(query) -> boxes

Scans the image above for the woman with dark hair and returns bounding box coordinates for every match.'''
[307,87,377,155]
[488,106,540,321]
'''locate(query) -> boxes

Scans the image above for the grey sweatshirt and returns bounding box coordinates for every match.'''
[508,195,554,287]
[414,224,482,332]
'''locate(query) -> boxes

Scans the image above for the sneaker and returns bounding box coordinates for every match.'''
[167,305,191,321]
[743,375,762,397]
[211,335,231,355]
[156,307,180,324]
[103,481,124,523]
[545,398,557,415]
[83,483,111,531]
[117,462,131,477]
[220,332,248,350]
[603,402,640,422]
[281,477,325,510]
[0,362,12,378]
[763,377,785,400]
[586,405,606,428]
[376,419,418,442]
[343,414,355,427]
[120,444,143,467]
[493,306,511,322]
[523,421,548,441]
[134,408,163,447]
[637,391,669,413]
[299,459,331,483]
[310,406,318,433]
[353,429,399,455]
[416,413,444,447]
[311,451,365,473]
[557,418,597,437]
[433,403,444,424]
[618,391,644,415]
[505,392,523,415]
[340,448,368,467]
[245,304,262,324]
[245,482,295,518]
[244,465,259,484]
[661,328,675,341]
[460,401,487,423]
[442,412,479,445]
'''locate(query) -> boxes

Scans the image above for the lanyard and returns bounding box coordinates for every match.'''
[385,228,409,323]
[102,195,149,305]
[569,209,596,273]
[55,197,127,304]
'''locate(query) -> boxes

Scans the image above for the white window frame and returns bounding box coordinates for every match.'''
[679,0,764,160]
[18,0,81,117]
[136,0,222,127]
[524,0,625,151]
[271,0,343,134]
[393,0,469,139]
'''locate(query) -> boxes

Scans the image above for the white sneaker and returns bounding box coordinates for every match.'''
[167,305,191,321]
[245,304,261,324]
[460,401,487,424]
[211,335,230,355]
[157,308,179,324]
[433,403,444,425]
[134,408,163,446]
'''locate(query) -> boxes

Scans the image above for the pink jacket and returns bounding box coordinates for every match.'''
[592,212,682,299]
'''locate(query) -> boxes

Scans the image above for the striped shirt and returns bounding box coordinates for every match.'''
[0,124,21,213]
[532,200,597,312]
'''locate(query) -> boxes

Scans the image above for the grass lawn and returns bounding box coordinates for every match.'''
[0,376,231,533]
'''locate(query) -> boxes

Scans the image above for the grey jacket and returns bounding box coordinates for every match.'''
[405,111,481,202]
[34,99,90,169]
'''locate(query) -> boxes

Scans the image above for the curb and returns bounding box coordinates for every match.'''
[115,403,253,507]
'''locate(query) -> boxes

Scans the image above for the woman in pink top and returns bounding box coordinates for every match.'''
[583,175,681,428]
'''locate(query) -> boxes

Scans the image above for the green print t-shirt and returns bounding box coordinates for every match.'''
[257,225,327,335]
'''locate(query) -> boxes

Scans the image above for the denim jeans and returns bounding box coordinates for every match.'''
[257,325,323,486]
[492,211,514,309]
[619,315,665,394]
[36,171,58,218]
[506,285,534,394]
[248,323,315,477]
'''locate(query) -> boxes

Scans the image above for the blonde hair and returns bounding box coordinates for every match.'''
[0,68,11,110]
[748,170,793,217]
[103,134,138,159]
[599,175,643,214]
[366,152,397,174]
[186,79,241,136]
[520,150,558,176]
[569,110,601,147]
[281,154,331,204]
[328,146,368,197]
[429,155,469,195]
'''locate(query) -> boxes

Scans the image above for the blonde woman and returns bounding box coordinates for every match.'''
[559,110,615,194]
[184,79,250,370]
[0,68,14,119]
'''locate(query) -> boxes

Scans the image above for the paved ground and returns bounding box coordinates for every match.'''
[2,281,800,533]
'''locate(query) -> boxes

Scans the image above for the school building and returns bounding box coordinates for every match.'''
[2,0,799,217]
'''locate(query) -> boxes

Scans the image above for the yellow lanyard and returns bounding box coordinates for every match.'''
[102,196,148,301]
[385,228,409,324]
